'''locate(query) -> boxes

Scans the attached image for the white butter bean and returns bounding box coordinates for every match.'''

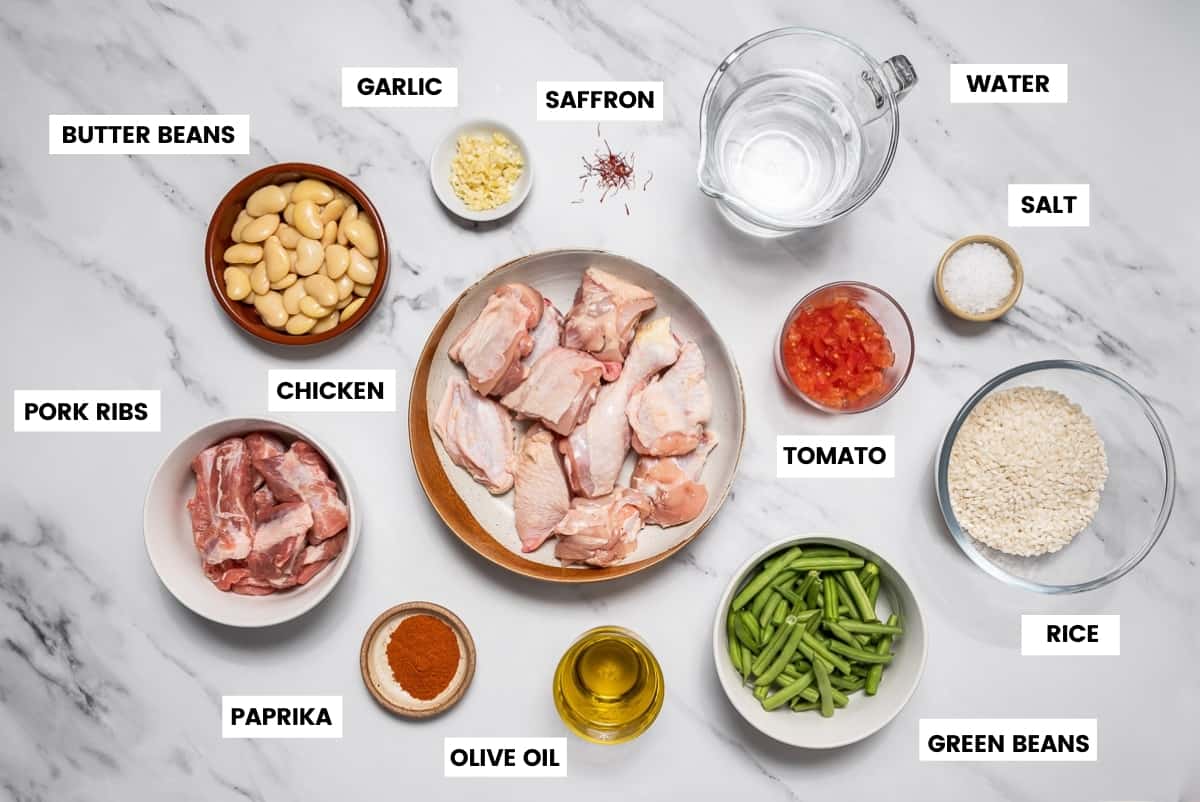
[283,280,307,315]
[263,236,289,282]
[269,272,297,291]
[241,213,280,244]
[335,273,354,300]
[293,199,324,239]
[303,274,339,308]
[299,295,331,319]
[321,220,337,247]
[230,210,252,242]
[283,202,295,225]
[279,181,297,198]
[246,185,288,217]
[341,297,366,320]
[224,243,262,264]
[294,237,324,276]
[291,178,335,204]
[223,267,251,301]
[324,244,349,280]
[347,248,377,284]
[285,314,317,335]
[353,282,371,298]
[320,197,347,225]
[336,295,354,310]
[250,261,270,295]
[311,311,340,334]
[344,218,379,258]
[276,222,301,249]
[337,204,357,245]
[254,291,288,328]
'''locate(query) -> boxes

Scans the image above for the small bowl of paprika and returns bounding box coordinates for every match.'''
[360,601,476,718]
[776,281,914,414]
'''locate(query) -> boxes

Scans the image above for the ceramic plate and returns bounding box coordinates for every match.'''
[409,249,745,582]
[429,119,533,222]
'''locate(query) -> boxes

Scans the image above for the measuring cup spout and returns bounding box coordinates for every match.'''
[697,160,725,200]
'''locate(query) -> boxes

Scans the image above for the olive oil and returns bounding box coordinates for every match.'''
[553,626,664,744]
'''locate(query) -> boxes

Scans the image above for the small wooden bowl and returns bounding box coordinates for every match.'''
[204,162,389,345]
[359,601,476,719]
[934,234,1023,322]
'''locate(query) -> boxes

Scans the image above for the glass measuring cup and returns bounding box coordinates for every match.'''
[698,28,917,237]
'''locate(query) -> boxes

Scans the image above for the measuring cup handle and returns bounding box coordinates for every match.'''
[882,55,918,101]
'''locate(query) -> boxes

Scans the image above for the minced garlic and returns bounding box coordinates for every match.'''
[449,132,524,211]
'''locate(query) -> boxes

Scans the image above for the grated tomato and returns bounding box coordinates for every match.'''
[782,296,895,409]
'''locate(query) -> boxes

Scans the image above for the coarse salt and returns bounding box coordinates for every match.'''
[942,242,1014,314]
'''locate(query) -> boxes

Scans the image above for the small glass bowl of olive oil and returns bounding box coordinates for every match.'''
[552,626,664,744]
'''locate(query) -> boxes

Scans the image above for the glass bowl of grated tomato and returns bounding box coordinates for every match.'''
[776,281,914,413]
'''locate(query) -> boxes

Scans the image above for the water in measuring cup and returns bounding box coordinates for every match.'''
[714,70,862,224]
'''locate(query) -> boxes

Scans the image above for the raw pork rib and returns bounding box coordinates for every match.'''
[501,347,605,436]
[297,531,348,585]
[244,501,313,588]
[252,485,277,522]
[254,441,349,540]
[434,375,517,494]
[449,283,544,396]
[187,437,255,564]
[562,268,656,379]
[524,298,564,370]
[513,424,571,552]
[245,432,285,487]
[554,488,652,567]
[561,317,680,498]
[627,341,712,456]
[632,430,719,526]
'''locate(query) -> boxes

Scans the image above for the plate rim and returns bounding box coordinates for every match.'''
[408,248,746,583]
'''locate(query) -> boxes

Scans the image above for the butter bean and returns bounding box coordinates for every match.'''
[311,311,340,334]
[291,178,335,204]
[321,220,337,247]
[223,267,251,301]
[324,244,349,280]
[320,197,347,225]
[269,272,297,291]
[289,250,298,269]
[283,280,307,315]
[276,222,301,249]
[279,181,297,198]
[336,294,354,310]
[335,273,354,300]
[353,282,371,297]
[299,295,331,319]
[263,236,289,282]
[293,199,324,239]
[294,237,324,276]
[241,213,279,244]
[246,185,288,217]
[283,202,295,225]
[341,297,366,321]
[285,314,317,335]
[250,261,270,295]
[337,204,357,245]
[303,274,338,308]
[224,243,262,264]
[230,210,253,242]
[344,218,379,258]
[254,291,288,328]
[347,247,377,284]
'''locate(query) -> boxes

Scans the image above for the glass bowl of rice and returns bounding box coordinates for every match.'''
[935,360,1175,593]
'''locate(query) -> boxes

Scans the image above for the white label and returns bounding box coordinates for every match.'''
[1008,183,1090,227]
[537,81,663,121]
[1021,615,1120,656]
[48,114,249,155]
[776,436,895,478]
[341,67,458,108]
[267,370,396,412]
[950,64,1068,103]
[222,696,342,739]
[919,719,1097,762]
[13,390,161,432]
[444,738,567,778]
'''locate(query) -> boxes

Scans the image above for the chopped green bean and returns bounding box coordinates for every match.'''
[756,616,808,686]
[795,571,819,603]
[814,659,834,718]
[772,600,787,625]
[829,640,894,665]
[775,585,802,605]
[788,557,866,572]
[865,614,898,695]
[866,575,880,608]
[798,547,850,557]
[789,700,820,712]
[829,674,866,692]
[839,620,903,637]
[751,617,792,675]
[763,671,815,710]
[760,624,775,649]
[824,620,862,649]
[858,561,879,586]
[732,546,803,610]
[823,576,838,622]
[759,592,782,628]
[754,685,769,702]
[771,569,798,589]
[840,570,877,622]
[800,631,853,675]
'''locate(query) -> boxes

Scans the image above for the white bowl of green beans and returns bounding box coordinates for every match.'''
[712,536,927,748]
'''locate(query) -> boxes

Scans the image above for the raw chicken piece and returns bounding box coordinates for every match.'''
[632,430,719,527]
[448,283,544,396]
[254,440,349,540]
[513,424,571,552]
[501,347,605,436]
[187,437,255,564]
[245,433,285,488]
[553,488,653,567]
[245,501,313,588]
[627,341,712,456]
[562,267,656,379]
[524,298,564,369]
[561,317,680,498]
[433,375,517,494]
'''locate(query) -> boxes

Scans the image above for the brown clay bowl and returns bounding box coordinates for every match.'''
[204,162,389,345]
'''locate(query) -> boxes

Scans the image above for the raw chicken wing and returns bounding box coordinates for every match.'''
[553,488,652,567]
[433,375,517,494]
[449,283,544,396]
[562,267,656,379]
[513,424,571,552]
[187,437,255,564]
[627,341,712,456]
[632,430,719,526]
[501,347,605,436]
[561,317,680,498]
[254,440,349,540]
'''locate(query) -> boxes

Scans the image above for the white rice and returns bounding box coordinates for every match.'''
[947,386,1108,557]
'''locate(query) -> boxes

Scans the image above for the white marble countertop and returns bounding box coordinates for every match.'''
[2,0,1198,799]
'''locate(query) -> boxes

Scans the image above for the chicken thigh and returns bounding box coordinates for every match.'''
[501,347,605,436]
[627,340,712,456]
[632,430,719,527]
[449,283,544,396]
[562,267,656,379]
[524,298,564,369]
[433,375,517,494]
[513,424,571,552]
[560,317,680,498]
[553,488,652,567]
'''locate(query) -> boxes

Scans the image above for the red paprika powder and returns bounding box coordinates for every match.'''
[386,614,460,700]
